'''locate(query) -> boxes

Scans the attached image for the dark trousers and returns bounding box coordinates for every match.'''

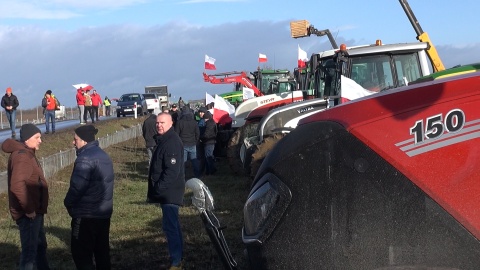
[71,217,111,270]
[92,106,99,121]
[17,214,50,270]
[84,107,94,123]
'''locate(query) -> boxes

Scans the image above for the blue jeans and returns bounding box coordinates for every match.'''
[184,145,201,177]
[204,143,216,174]
[5,109,16,134]
[78,105,85,123]
[161,204,183,266]
[45,110,55,133]
[16,214,50,270]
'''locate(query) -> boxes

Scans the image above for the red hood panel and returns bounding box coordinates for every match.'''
[300,73,480,239]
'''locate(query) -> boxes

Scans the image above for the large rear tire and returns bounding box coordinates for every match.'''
[250,133,286,179]
[226,123,259,176]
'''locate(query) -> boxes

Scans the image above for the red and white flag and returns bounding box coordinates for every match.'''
[205,54,216,70]
[340,75,376,103]
[298,45,308,68]
[258,53,267,63]
[213,94,235,126]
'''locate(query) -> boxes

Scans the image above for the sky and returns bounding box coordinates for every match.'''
[1,0,479,109]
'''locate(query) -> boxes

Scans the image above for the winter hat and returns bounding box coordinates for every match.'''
[46,90,52,95]
[198,107,207,113]
[203,111,212,120]
[75,125,98,143]
[20,124,41,142]
[6,87,11,93]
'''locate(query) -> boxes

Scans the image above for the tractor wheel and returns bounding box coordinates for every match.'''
[226,123,259,176]
[250,133,287,179]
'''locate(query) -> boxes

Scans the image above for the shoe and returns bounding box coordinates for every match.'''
[45,131,49,134]
[80,122,86,125]
[52,131,55,134]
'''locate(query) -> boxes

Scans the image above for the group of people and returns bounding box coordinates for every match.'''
[1,86,113,139]
[4,123,114,269]
[143,103,218,178]
[1,87,61,137]
[75,87,108,124]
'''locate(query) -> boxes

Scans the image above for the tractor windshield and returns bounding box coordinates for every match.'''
[316,51,424,98]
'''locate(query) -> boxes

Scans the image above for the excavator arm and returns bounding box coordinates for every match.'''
[399,0,445,72]
[203,71,263,97]
[290,20,339,49]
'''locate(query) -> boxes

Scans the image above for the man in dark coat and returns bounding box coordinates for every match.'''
[1,87,19,138]
[175,106,200,177]
[64,125,114,270]
[142,108,160,166]
[201,111,217,175]
[147,112,185,270]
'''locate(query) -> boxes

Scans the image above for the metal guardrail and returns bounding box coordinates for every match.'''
[39,124,141,179]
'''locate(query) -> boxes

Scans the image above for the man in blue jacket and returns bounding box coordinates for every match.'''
[64,125,114,270]
[148,112,185,270]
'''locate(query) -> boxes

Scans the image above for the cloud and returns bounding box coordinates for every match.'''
[0,20,479,109]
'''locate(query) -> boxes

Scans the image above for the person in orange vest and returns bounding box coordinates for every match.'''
[41,90,56,134]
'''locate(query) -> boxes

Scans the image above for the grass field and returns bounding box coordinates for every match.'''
[0,116,250,269]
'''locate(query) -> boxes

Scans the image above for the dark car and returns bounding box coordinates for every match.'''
[116,93,147,117]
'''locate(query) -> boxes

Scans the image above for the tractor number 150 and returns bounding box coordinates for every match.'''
[410,109,465,144]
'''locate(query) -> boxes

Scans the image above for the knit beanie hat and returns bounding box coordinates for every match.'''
[6,87,11,93]
[203,111,212,120]
[46,90,52,95]
[75,125,98,143]
[20,124,41,142]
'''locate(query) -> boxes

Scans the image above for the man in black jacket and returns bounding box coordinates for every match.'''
[175,106,200,178]
[1,87,19,138]
[64,125,114,270]
[201,111,217,175]
[142,109,160,166]
[148,112,185,270]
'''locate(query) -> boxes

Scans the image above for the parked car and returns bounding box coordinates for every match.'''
[142,93,161,113]
[116,93,147,117]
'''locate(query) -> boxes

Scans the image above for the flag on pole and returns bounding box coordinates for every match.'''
[340,75,376,103]
[205,55,216,70]
[258,53,267,63]
[206,92,215,105]
[298,45,308,68]
[242,87,255,100]
[213,94,235,126]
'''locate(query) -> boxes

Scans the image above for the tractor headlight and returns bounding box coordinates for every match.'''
[243,173,291,244]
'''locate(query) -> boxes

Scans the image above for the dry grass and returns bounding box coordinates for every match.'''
[0,117,250,269]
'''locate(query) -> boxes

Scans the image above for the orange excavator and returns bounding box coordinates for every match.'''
[203,71,263,98]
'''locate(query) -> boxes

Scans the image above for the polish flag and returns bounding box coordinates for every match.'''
[298,45,308,68]
[205,55,216,70]
[213,94,235,126]
[242,87,255,100]
[258,53,267,63]
[340,75,376,103]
